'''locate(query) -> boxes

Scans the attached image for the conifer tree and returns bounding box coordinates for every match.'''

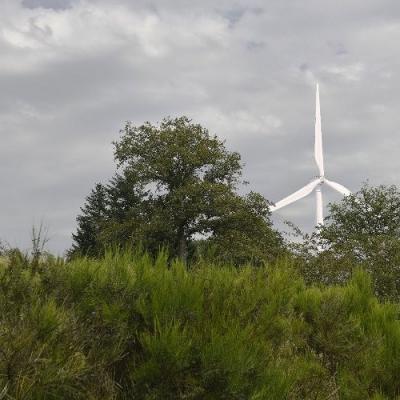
[70,183,108,257]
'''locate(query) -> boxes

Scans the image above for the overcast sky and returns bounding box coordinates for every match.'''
[1,0,399,254]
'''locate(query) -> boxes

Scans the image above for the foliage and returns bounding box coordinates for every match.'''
[71,116,282,264]
[293,184,400,300]
[0,250,399,398]
[198,191,283,265]
[71,183,109,258]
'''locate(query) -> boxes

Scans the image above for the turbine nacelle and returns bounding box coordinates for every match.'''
[270,84,351,226]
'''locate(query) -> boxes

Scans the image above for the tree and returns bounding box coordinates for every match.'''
[113,116,244,261]
[322,184,400,252]
[70,183,109,258]
[71,116,283,263]
[296,184,400,300]
[203,191,283,265]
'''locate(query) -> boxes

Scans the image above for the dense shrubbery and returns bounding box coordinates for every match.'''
[0,250,399,399]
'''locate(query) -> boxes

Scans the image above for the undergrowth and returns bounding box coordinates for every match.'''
[0,249,399,399]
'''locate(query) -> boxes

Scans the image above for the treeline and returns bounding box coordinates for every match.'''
[69,116,284,264]
[70,116,400,302]
[0,250,399,399]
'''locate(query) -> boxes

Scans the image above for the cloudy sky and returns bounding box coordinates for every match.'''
[1,0,399,254]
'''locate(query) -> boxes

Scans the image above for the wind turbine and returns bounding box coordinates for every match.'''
[270,84,351,226]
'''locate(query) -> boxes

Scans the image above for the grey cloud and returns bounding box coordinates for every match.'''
[22,0,75,10]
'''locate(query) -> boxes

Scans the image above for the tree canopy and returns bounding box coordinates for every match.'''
[71,116,283,263]
[322,184,400,253]
[295,184,400,300]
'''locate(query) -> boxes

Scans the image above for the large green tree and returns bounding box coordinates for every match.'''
[296,184,400,299]
[71,116,282,263]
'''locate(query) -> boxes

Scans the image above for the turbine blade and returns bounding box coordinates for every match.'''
[324,179,351,196]
[315,84,324,176]
[271,179,320,212]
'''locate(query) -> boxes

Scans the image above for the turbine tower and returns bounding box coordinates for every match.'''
[270,84,351,226]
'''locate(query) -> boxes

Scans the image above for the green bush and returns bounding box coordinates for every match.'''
[0,251,399,399]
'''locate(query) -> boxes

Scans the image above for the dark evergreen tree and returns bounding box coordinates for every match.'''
[70,183,108,258]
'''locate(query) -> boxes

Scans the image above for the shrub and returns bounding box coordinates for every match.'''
[0,251,399,398]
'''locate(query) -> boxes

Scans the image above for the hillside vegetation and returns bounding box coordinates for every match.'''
[4,119,400,398]
[1,250,399,399]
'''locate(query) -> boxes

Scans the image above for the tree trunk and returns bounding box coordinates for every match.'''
[178,228,188,264]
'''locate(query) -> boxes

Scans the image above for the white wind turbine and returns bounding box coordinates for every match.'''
[270,84,351,226]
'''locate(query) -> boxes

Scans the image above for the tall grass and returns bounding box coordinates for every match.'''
[0,249,399,399]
